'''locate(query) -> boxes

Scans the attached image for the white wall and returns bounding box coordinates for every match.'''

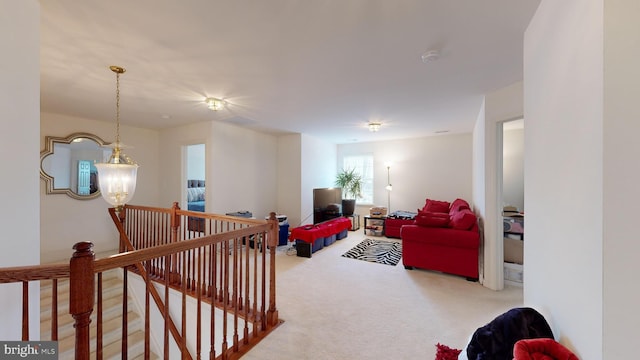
[0,0,40,340]
[338,134,473,216]
[275,133,337,228]
[524,1,603,357]
[472,100,487,283]
[300,134,337,226]
[524,0,640,358]
[40,113,161,262]
[158,121,209,208]
[472,81,524,290]
[208,122,277,218]
[277,134,303,226]
[603,0,640,356]
[279,132,473,231]
[159,121,278,219]
[503,127,524,211]
[186,143,206,180]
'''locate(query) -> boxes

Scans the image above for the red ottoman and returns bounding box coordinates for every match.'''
[385,211,417,238]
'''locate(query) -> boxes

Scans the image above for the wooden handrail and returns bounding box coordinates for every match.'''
[124,203,267,226]
[0,263,69,283]
[94,226,269,273]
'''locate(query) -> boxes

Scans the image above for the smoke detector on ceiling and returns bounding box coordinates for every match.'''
[421,50,440,63]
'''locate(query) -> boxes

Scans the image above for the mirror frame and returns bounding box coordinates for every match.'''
[40,132,110,200]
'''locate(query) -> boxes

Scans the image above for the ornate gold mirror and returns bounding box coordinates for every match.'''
[40,132,111,200]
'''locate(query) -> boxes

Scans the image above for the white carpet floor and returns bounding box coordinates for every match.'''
[242,230,523,360]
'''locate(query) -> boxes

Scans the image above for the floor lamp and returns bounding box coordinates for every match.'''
[385,165,393,211]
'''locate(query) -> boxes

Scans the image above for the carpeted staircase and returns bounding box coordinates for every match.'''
[40,269,157,359]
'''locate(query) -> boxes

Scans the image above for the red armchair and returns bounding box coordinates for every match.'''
[401,198,480,280]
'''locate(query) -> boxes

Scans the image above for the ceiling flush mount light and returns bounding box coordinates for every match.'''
[421,50,440,63]
[95,66,139,213]
[368,122,381,132]
[205,97,226,111]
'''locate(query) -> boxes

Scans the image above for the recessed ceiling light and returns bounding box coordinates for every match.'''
[435,130,449,134]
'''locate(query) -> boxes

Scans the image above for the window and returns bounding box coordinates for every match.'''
[342,154,374,205]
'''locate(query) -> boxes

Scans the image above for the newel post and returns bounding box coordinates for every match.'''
[266,212,279,327]
[69,241,95,360]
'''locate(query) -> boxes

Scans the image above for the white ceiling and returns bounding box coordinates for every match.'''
[39,0,540,144]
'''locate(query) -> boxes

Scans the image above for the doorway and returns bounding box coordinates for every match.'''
[184,143,206,211]
[501,119,524,286]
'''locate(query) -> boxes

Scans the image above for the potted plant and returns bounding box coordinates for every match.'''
[335,168,362,216]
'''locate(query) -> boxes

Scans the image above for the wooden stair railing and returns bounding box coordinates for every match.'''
[107,207,193,360]
[0,204,282,360]
[115,203,280,331]
[0,263,70,341]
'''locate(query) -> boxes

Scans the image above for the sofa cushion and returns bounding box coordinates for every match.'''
[450,209,476,230]
[415,211,449,228]
[449,198,470,214]
[422,199,451,213]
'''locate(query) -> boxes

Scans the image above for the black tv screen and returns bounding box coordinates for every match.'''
[313,188,342,224]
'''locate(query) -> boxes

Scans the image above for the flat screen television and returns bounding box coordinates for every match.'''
[313,188,342,224]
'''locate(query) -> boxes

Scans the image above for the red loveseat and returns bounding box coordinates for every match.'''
[401,198,480,280]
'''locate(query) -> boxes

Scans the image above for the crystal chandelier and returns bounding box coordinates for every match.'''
[95,66,139,213]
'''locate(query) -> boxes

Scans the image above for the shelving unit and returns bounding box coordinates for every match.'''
[345,214,360,231]
[363,216,385,236]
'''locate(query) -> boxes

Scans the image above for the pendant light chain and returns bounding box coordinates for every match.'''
[109,65,126,150]
[115,70,121,146]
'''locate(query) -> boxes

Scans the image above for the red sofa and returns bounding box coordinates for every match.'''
[401,198,480,280]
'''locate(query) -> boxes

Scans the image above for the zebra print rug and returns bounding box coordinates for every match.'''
[342,238,402,266]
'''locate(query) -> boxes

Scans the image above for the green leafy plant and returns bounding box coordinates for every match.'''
[335,168,363,200]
